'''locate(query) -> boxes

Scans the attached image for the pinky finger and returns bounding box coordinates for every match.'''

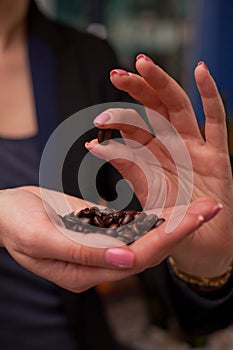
[194,62,228,152]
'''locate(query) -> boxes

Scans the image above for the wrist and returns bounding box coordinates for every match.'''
[170,252,233,279]
[168,256,233,289]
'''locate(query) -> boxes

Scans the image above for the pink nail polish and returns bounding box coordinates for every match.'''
[110,69,129,77]
[196,215,205,227]
[106,248,134,268]
[197,61,209,71]
[204,203,223,221]
[136,54,153,62]
[94,112,111,126]
[85,141,93,150]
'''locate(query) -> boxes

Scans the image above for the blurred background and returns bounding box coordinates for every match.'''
[36,1,233,348]
[37,0,233,158]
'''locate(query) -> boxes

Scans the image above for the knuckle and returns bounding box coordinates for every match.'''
[78,245,95,266]
[68,244,97,266]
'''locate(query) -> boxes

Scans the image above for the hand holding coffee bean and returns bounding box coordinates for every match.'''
[0,56,232,293]
[86,55,233,280]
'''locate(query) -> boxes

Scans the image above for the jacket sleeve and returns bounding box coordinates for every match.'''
[138,260,233,337]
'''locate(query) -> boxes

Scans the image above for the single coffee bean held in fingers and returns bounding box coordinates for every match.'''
[97,128,112,145]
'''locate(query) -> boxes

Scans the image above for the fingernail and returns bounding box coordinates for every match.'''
[85,141,92,150]
[205,203,223,221]
[197,61,209,71]
[136,53,153,62]
[106,248,134,268]
[85,139,98,151]
[197,215,205,226]
[94,112,111,126]
[110,69,129,77]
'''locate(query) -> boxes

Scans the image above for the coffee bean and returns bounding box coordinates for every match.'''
[131,222,141,235]
[77,225,84,232]
[118,229,134,240]
[97,129,112,145]
[80,216,92,225]
[89,207,101,216]
[97,129,105,143]
[109,223,118,229]
[60,206,165,245]
[103,213,114,227]
[142,214,158,231]
[77,208,93,218]
[154,218,165,227]
[105,228,118,237]
[124,209,138,216]
[117,235,134,245]
[93,216,105,228]
[100,208,115,216]
[113,212,124,223]
[120,213,134,226]
[134,211,147,222]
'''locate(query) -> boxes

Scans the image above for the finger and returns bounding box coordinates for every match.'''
[93,108,154,146]
[110,69,167,116]
[135,55,203,140]
[85,138,161,208]
[12,252,130,293]
[131,198,219,270]
[182,196,222,220]
[93,108,187,183]
[19,222,136,269]
[194,62,228,152]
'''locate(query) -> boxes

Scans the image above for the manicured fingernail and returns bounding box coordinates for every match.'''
[197,215,205,225]
[136,53,153,62]
[85,139,98,151]
[94,112,111,126]
[198,61,209,71]
[205,203,223,221]
[106,248,134,268]
[110,69,129,77]
[85,141,93,150]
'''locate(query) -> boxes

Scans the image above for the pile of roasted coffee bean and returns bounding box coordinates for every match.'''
[60,206,165,245]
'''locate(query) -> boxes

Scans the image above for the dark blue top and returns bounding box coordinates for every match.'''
[0,34,79,350]
[0,136,39,188]
[0,144,79,350]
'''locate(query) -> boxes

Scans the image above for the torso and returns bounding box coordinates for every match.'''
[0,34,37,139]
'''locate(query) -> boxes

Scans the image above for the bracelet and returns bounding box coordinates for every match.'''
[168,256,233,288]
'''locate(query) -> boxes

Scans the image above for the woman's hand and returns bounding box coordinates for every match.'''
[86,55,233,278]
[0,186,220,291]
[0,186,135,291]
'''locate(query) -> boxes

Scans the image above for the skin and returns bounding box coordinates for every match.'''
[0,1,230,290]
[0,0,37,139]
[86,56,233,279]
[0,186,218,292]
